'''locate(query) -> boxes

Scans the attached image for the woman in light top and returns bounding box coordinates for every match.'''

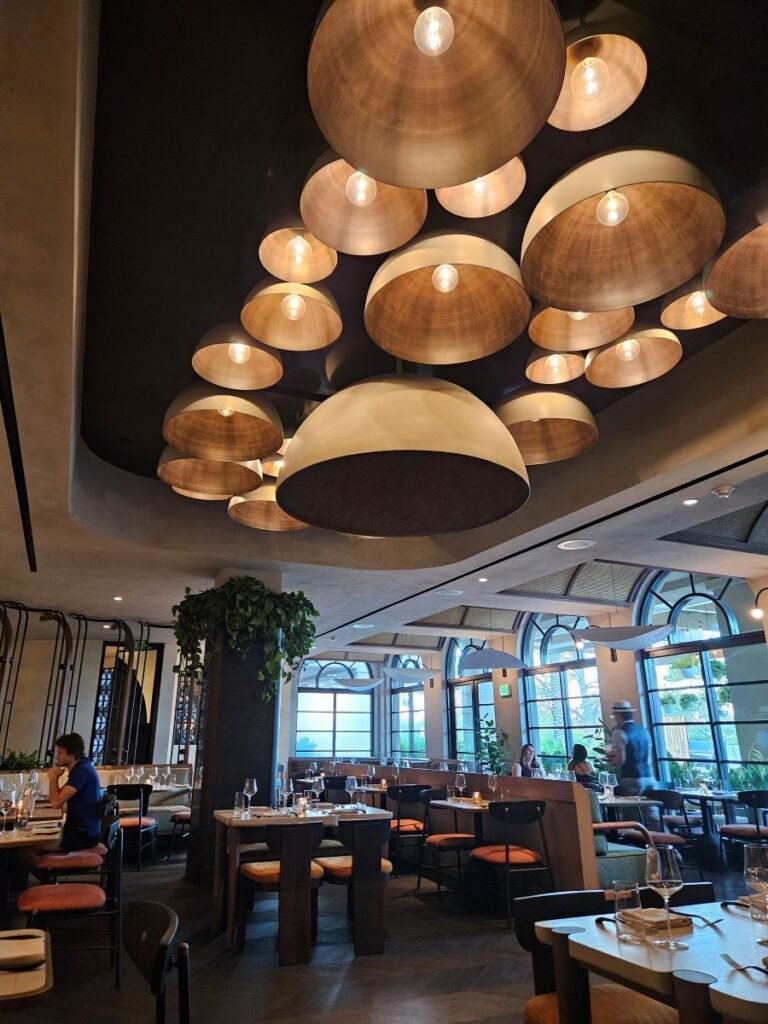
[567,743,595,784]
[511,743,540,777]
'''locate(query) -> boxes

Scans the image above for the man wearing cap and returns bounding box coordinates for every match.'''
[607,699,656,795]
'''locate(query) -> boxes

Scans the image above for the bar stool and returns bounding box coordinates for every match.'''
[236,820,324,965]
[470,800,552,929]
[416,787,475,896]
[386,784,426,876]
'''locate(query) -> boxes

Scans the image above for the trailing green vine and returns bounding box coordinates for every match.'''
[172,576,318,700]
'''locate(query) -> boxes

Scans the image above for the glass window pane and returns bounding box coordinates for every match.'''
[336,733,371,753]
[335,712,371,731]
[654,723,715,761]
[527,700,564,728]
[653,688,709,724]
[709,645,768,685]
[529,672,561,700]
[412,692,424,712]
[335,692,371,712]
[647,653,705,690]
[455,731,475,754]
[530,728,566,757]
[296,733,332,754]
[477,680,494,705]
[566,695,603,727]
[297,692,334,712]
[297,711,333,732]
[453,705,475,730]
[452,685,473,707]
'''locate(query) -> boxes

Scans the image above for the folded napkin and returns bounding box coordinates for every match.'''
[746,894,768,909]
[29,823,60,833]
[619,908,692,932]
[249,809,285,818]
[336,810,366,818]
[0,931,46,967]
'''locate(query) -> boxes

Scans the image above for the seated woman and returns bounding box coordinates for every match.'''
[567,743,595,785]
[511,743,540,777]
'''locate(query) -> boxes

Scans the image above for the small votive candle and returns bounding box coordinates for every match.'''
[295,797,308,816]
[472,791,482,806]
[381,779,387,790]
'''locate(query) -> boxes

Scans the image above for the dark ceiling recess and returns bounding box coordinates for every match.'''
[81,0,767,480]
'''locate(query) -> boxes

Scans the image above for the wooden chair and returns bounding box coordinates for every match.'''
[122,900,191,1024]
[313,818,392,954]
[17,819,123,987]
[108,783,158,870]
[470,800,552,929]
[236,820,324,965]
[515,882,715,1024]
[720,789,768,864]
[415,787,475,897]
[386,784,426,876]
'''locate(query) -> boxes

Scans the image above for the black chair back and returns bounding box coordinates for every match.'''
[104,819,123,902]
[122,900,179,999]
[613,784,635,797]
[419,787,448,833]
[738,790,768,836]
[265,820,324,856]
[488,799,545,827]
[108,783,153,819]
[654,789,683,811]
[337,817,391,848]
[323,776,352,804]
[642,880,715,910]
[386,785,426,812]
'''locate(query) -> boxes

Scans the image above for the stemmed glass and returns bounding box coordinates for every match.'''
[645,846,687,950]
[345,776,359,808]
[392,761,401,783]
[0,789,16,836]
[744,844,768,917]
[606,773,618,795]
[487,773,499,801]
[243,778,256,817]
[309,777,322,809]
[309,761,318,776]
[455,772,467,799]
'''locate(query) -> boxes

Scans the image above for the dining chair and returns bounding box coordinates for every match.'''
[236,820,324,965]
[166,810,191,860]
[386,784,427,876]
[470,800,552,929]
[615,791,704,880]
[122,900,191,1023]
[719,789,768,863]
[17,818,123,987]
[322,775,352,804]
[415,787,475,897]
[108,783,158,870]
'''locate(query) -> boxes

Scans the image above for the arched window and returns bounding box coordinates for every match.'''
[389,655,426,758]
[445,637,495,761]
[521,614,600,772]
[640,571,768,788]
[295,659,374,758]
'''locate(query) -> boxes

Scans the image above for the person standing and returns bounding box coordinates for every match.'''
[46,732,102,851]
[607,700,656,795]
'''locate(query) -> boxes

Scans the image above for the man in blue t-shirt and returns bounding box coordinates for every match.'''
[47,733,102,851]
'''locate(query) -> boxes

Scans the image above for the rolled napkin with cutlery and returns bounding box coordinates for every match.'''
[618,908,692,932]
[0,930,46,968]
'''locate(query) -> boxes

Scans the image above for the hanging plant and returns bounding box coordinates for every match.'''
[172,576,318,700]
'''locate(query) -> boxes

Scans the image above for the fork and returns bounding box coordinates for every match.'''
[720,953,768,977]
[669,908,723,927]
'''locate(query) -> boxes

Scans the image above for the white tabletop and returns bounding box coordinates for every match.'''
[535,901,768,1023]
[0,929,51,1002]
[431,798,490,811]
[598,796,663,807]
[214,806,392,828]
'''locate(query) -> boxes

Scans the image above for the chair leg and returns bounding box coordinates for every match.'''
[311,887,319,941]
[435,851,442,899]
[456,850,463,887]
[236,879,250,952]
[114,908,121,989]
[416,839,424,891]
[504,868,512,930]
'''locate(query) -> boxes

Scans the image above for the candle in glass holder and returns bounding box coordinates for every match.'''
[381,778,387,790]
[295,796,308,816]
[472,791,482,806]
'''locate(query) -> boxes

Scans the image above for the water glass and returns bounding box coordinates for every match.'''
[744,844,768,921]
[612,880,645,944]
[487,773,499,799]
[233,792,246,818]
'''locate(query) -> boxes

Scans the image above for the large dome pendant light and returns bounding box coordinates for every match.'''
[276,375,530,537]
[162,384,283,462]
[307,0,565,189]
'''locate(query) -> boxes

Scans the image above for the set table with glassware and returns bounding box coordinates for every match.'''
[535,844,768,1024]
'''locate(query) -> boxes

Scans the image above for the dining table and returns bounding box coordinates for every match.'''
[430,797,491,843]
[0,928,52,1007]
[535,899,768,1024]
[212,804,393,949]
[676,789,739,871]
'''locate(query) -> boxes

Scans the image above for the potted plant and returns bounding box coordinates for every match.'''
[476,716,510,775]
[0,749,40,771]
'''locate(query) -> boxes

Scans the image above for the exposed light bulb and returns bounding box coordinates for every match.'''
[575,638,585,651]
[228,342,252,364]
[432,263,459,293]
[285,234,313,265]
[414,6,454,57]
[685,290,708,317]
[596,189,629,227]
[470,177,488,197]
[345,171,377,207]
[281,293,306,321]
[545,353,567,376]
[616,338,640,362]
[570,56,610,101]
[218,407,235,418]
[566,310,590,321]
[751,606,765,621]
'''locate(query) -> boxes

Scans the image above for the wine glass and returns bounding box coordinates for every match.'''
[455,772,467,799]
[308,761,318,777]
[392,761,401,782]
[243,778,256,817]
[487,773,499,801]
[309,777,322,809]
[345,776,358,807]
[567,770,577,782]
[0,789,16,836]
[606,773,618,795]
[744,844,768,917]
[645,846,687,950]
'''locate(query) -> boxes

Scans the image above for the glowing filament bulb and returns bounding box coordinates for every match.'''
[596,189,629,227]
[470,177,488,197]
[570,56,610,101]
[566,310,589,321]
[285,234,313,266]
[751,606,765,620]
[432,263,459,293]
[218,406,235,418]
[686,290,708,317]
[414,6,454,56]
[616,338,640,362]
[345,171,377,207]
[228,342,252,365]
[545,353,567,376]
[281,293,306,321]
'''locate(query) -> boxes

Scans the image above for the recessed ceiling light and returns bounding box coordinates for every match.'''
[682,498,699,506]
[557,539,596,551]
[477,577,489,583]
[352,623,376,629]
[435,588,464,597]
[113,595,123,601]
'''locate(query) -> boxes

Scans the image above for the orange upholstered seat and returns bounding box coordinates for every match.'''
[313,855,393,878]
[171,810,191,823]
[620,829,685,846]
[18,883,107,913]
[523,984,678,1024]
[240,860,324,887]
[425,833,475,848]
[120,816,157,828]
[33,850,104,871]
[390,818,423,833]
[663,814,702,828]
[720,824,763,838]
[470,844,541,866]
